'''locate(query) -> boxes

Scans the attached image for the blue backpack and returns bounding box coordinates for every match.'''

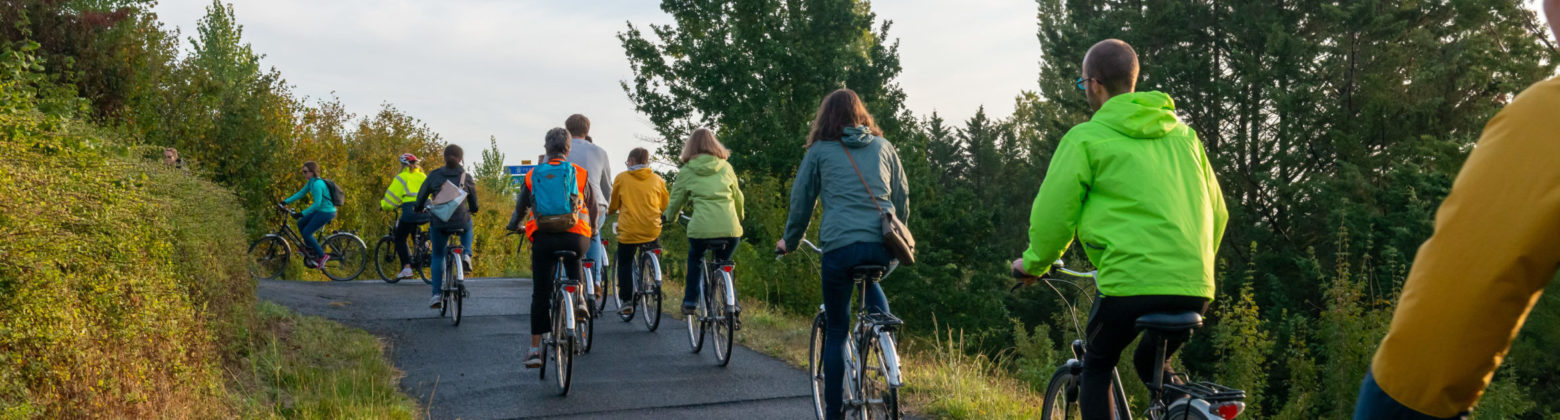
[530,161,583,232]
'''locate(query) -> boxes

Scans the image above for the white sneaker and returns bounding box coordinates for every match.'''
[523,348,543,368]
[397,267,414,279]
[428,295,442,308]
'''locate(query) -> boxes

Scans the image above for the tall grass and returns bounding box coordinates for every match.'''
[235,302,418,419]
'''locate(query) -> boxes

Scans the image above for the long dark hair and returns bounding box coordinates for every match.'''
[805,88,882,148]
[443,145,463,169]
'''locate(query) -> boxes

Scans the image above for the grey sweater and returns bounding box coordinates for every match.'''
[569,138,613,231]
[782,126,910,253]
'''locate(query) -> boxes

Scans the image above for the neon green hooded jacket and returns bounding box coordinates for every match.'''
[1020,91,1227,299]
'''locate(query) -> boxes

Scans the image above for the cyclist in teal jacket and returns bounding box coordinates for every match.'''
[282,161,337,268]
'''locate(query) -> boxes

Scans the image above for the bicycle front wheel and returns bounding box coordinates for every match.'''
[686,285,707,353]
[711,271,735,367]
[808,313,827,420]
[322,233,368,281]
[578,291,595,354]
[374,236,400,283]
[248,236,289,280]
[1040,367,1079,420]
[639,253,662,331]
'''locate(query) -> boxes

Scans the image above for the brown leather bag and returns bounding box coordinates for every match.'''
[840,142,916,265]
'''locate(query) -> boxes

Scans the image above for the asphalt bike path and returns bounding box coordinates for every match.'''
[259,277,814,419]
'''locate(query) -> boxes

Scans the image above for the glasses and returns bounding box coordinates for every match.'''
[1075,77,1096,91]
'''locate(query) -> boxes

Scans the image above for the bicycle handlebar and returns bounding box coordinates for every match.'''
[1010,260,1097,292]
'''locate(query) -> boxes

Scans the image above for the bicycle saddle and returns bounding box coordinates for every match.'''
[851,265,888,275]
[552,250,578,258]
[1135,312,1203,332]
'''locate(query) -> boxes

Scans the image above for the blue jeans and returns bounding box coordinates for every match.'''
[297,211,336,258]
[683,237,738,306]
[1355,370,1466,419]
[587,233,607,288]
[429,223,474,297]
[820,242,892,420]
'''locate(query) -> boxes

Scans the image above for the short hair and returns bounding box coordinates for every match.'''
[806,88,881,148]
[442,144,463,168]
[1083,39,1139,96]
[628,147,650,165]
[545,128,573,156]
[680,128,729,163]
[565,114,590,138]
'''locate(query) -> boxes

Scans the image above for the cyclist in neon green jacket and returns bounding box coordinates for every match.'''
[1011,39,1227,420]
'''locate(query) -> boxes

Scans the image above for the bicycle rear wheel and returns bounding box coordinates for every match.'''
[639,253,662,331]
[374,236,401,283]
[686,282,707,353]
[578,291,595,354]
[858,336,900,420]
[1040,367,1079,419]
[711,271,735,367]
[808,313,827,420]
[450,262,463,327]
[322,233,368,281]
[248,236,289,280]
[550,292,574,396]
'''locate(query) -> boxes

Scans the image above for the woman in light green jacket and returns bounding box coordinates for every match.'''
[663,128,744,314]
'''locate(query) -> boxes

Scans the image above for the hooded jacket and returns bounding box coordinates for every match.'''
[283,177,336,217]
[782,126,910,253]
[1020,91,1227,299]
[610,165,670,244]
[664,154,744,239]
[413,166,479,231]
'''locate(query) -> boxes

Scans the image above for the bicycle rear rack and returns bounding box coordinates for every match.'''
[1165,381,1246,403]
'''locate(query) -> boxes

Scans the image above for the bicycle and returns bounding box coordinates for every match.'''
[578,256,599,353]
[683,237,740,366]
[616,237,665,332]
[783,239,905,420]
[538,249,590,396]
[435,228,469,326]
[1013,261,1247,420]
[373,210,432,284]
[249,204,368,281]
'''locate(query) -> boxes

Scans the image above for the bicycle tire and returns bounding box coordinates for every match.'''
[374,236,401,283]
[858,336,900,420]
[248,236,289,280]
[604,259,619,315]
[1040,367,1078,420]
[808,313,827,420]
[712,270,735,367]
[686,278,707,353]
[450,269,463,327]
[416,235,432,284]
[322,233,368,281]
[579,295,594,354]
[640,253,662,332]
[550,289,573,396]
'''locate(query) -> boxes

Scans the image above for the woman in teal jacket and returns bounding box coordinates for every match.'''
[663,128,745,315]
[282,161,337,268]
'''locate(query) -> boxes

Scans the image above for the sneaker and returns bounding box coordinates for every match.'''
[618,306,635,316]
[316,255,330,269]
[522,348,543,368]
[576,301,591,318]
[396,267,414,279]
[461,254,473,274]
[428,295,442,309]
[681,304,697,316]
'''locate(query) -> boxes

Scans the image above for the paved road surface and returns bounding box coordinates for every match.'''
[259,278,815,419]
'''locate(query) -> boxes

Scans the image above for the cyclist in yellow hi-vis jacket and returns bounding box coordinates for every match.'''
[1355,3,1560,418]
[382,153,430,280]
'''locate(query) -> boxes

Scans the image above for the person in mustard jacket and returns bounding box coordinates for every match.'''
[1354,3,1560,418]
[608,147,669,317]
[663,128,744,315]
[1010,39,1227,420]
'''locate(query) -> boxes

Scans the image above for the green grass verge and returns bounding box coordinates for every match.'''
[235,301,419,419]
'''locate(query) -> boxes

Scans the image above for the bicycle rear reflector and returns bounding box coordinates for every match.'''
[565,285,578,293]
[452,248,463,254]
[583,261,595,269]
[720,265,734,273]
[1214,402,1245,419]
[651,249,662,255]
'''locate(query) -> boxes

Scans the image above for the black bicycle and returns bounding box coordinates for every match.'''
[373,210,432,284]
[1014,261,1247,420]
[249,205,368,281]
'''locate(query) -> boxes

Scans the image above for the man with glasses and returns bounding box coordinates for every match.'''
[1353,2,1560,418]
[1011,38,1227,420]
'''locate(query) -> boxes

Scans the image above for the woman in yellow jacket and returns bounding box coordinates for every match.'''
[608,147,670,317]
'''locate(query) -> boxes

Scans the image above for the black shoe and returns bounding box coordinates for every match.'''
[681,304,696,316]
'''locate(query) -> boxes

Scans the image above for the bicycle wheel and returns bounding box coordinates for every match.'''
[550,292,574,396]
[639,253,662,331]
[592,268,608,317]
[686,276,707,353]
[808,313,827,420]
[248,236,289,280]
[374,236,401,283]
[858,336,900,420]
[322,233,368,281]
[451,272,463,327]
[439,258,452,318]
[1040,367,1079,420]
[416,235,432,285]
[604,260,619,315]
[578,290,595,354]
[711,270,735,367]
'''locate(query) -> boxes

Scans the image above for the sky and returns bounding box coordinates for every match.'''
[148,0,1044,169]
